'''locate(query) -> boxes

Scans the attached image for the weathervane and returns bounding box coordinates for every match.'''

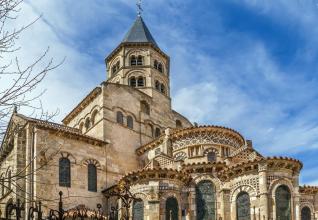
[136,0,143,16]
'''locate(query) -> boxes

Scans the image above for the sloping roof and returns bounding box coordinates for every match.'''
[15,113,107,146]
[122,16,158,46]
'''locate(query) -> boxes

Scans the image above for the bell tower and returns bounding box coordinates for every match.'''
[105,15,170,99]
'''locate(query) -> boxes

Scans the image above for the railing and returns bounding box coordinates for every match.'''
[5,191,105,220]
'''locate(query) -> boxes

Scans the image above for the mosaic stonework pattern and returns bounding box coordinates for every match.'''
[172,132,243,150]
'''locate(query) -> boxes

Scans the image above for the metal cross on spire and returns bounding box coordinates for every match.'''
[136,0,143,17]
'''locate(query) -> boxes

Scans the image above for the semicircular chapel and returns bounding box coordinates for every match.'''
[0,8,317,220]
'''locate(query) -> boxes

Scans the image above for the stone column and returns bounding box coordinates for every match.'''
[293,174,300,220]
[24,125,32,219]
[258,162,269,220]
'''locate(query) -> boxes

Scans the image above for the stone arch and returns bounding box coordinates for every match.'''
[126,48,147,56]
[193,174,222,190]
[82,158,102,170]
[109,56,121,68]
[125,70,149,83]
[269,178,295,196]
[160,192,182,220]
[230,185,257,202]
[269,179,294,220]
[299,205,315,220]
[60,151,76,164]
[133,192,148,201]
[300,202,314,214]
[230,185,256,220]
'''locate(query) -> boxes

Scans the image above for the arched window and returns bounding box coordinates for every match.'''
[130,55,137,66]
[112,61,120,75]
[155,128,161,137]
[87,164,97,192]
[137,55,143,65]
[146,124,153,137]
[137,76,145,87]
[116,111,124,124]
[176,120,182,128]
[91,110,98,125]
[79,122,84,133]
[155,80,160,90]
[301,206,311,220]
[196,180,216,220]
[129,77,137,87]
[59,158,71,187]
[236,192,251,220]
[165,197,178,220]
[275,185,291,220]
[133,199,144,220]
[207,151,216,162]
[158,63,163,73]
[160,83,166,94]
[116,61,120,70]
[85,118,91,130]
[154,60,158,69]
[127,116,134,129]
[140,101,150,115]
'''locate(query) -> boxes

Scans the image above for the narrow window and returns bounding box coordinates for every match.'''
[137,77,145,87]
[276,185,291,220]
[116,61,120,70]
[79,122,84,133]
[116,111,124,124]
[236,192,251,220]
[88,164,97,192]
[146,123,153,137]
[59,158,71,187]
[130,77,137,87]
[176,120,182,128]
[154,60,158,69]
[133,199,144,220]
[91,110,98,125]
[130,55,137,66]
[207,152,216,162]
[160,84,166,94]
[158,63,163,73]
[140,101,150,115]
[155,128,161,137]
[85,118,91,130]
[127,116,134,129]
[137,55,143,65]
[112,65,117,75]
[155,81,160,90]
[301,206,311,220]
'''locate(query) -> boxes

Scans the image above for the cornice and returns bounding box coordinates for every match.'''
[120,168,191,185]
[136,125,245,156]
[62,87,102,124]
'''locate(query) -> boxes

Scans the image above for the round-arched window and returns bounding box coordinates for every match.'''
[165,197,178,220]
[196,180,216,220]
[275,185,291,220]
[133,199,144,220]
[301,206,311,220]
[236,192,251,220]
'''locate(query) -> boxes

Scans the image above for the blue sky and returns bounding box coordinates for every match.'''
[3,0,318,184]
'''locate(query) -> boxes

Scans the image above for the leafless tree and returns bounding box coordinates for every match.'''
[0,0,62,142]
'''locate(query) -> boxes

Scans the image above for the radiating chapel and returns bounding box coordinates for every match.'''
[1,12,318,220]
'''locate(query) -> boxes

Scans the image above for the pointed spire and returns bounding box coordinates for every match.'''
[122,16,158,47]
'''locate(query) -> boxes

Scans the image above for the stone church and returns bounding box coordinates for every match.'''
[1,13,318,220]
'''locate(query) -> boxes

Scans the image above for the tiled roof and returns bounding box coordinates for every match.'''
[122,16,158,46]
